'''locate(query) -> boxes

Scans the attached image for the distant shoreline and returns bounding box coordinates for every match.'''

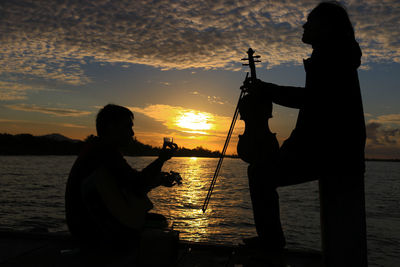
[0,154,398,162]
[1,133,398,162]
[365,158,400,162]
[0,154,239,159]
[0,133,232,158]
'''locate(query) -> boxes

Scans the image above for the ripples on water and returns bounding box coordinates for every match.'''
[0,156,399,266]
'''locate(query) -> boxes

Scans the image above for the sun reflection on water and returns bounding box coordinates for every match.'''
[148,157,217,242]
[145,157,254,244]
[172,157,211,241]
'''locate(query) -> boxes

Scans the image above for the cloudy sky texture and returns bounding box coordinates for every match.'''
[0,0,399,158]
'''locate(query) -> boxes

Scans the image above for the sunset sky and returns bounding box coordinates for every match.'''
[0,0,399,158]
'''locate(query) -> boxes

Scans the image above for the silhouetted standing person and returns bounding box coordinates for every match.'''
[241,2,367,266]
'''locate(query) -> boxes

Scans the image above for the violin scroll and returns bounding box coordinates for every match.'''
[240,48,261,94]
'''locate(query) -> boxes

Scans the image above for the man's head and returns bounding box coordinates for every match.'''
[96,104,134,147]
[302,1,355,45]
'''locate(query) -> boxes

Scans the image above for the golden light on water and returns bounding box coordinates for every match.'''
[149,157,214,242]
[175,111,214,133]
[176,158,211,242]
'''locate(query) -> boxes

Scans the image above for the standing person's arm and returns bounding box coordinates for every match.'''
[245,77,305,109]
[255,80,305,109]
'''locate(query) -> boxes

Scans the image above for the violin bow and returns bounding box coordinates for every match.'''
[202,48,260,213]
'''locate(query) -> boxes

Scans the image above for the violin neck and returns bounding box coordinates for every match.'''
[247,48,257,80]
[249,60,257,80]
[241,48,260,83]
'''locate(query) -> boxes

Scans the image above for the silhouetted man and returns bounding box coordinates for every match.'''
[65,104,180,247]
[242,2,367,265]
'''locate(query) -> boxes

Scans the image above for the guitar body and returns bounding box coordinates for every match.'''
[82,167,153,231]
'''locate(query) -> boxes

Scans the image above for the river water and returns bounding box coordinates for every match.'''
[0,156,399,266]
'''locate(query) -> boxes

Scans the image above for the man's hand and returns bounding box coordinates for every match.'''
[159,142,178,161]
[158,171,182,187]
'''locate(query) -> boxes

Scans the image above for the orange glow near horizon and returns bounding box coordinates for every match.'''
[0,104,247,154]
[129,104,237,151]
[175,111,214,133]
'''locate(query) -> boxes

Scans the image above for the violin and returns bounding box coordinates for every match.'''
[202,48,278,213]
[237,48,279,163]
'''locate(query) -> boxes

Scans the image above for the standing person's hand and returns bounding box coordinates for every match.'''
[241,78,278,95]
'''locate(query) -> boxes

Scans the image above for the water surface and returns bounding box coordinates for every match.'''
[0,156,399,266]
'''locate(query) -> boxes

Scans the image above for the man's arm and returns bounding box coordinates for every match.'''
[139,157,165,190]
[139,142,178,190]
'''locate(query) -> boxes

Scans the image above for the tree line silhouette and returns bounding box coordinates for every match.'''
[0,133,226,158]
[0,133,398,161]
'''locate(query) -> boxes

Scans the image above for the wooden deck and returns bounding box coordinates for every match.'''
[0,230,322,266]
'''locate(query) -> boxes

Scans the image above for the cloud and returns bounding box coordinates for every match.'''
[365,121,400,159]
[60,123,88,129]
[6,104,92,117]
[128,103,243,152]
[190,91,229,105]
[0,119,86,129]
[348,0,400,64]
[1,0,399,84]
[0,81,41,101]
[0,81,69,101]
[366,122,398,144]
[0,118,92,141]
[372,114,400,125]
[129,104,234,136]
[365,113,400,159]
[366,113,400,144]
[365,114,400,158]
[365,127,400,160]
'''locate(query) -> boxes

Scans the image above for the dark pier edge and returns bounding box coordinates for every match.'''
[0,230,323,266]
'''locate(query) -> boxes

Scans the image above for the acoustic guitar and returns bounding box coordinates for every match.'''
[82,166,153,230]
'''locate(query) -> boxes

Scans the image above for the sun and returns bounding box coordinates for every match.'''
[175,111,214,132]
